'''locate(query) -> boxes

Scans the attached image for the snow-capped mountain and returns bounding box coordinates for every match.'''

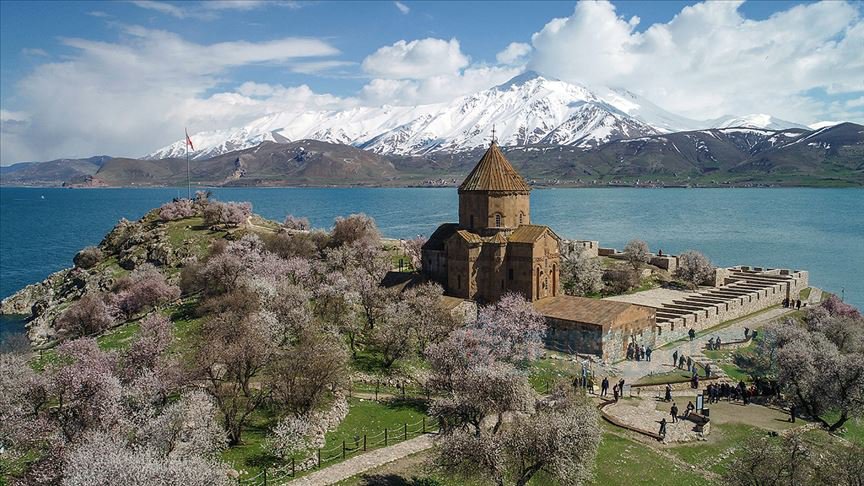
[706,114,809,131]
[146,72,808,160]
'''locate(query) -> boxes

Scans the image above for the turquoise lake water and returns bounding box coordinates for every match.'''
[1,187,862,339]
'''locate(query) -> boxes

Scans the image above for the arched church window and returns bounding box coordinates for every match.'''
[495,214,502,227]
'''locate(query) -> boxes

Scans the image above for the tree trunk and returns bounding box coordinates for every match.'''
[828,411,850,432]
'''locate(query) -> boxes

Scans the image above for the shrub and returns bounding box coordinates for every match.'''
[73,246,104,269]
[603,268,639,294]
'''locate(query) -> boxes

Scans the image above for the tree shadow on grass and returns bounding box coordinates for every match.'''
[383,397,429,414]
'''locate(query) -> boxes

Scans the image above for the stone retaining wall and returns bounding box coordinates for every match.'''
[654,267,808,345]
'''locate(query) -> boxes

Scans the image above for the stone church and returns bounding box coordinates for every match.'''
[421,138,657,362]
[422,140,562,303]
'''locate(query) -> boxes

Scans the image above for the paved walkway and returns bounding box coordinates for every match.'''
[286,434,435,486]
[607,305,797,384]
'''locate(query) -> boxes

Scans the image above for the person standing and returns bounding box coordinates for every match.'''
[665,383,672,402]
[744,327,750,339]
[679,355,686,369]
[673,350,679,367]
[790,403,797,423]
[601,377,609,397]
[796,299,802,310]
[689,328,696,341]
[670,403,679,423]
[659,418,667,439]
[687,356,693,372]
[618,378,626,397]
[705,363,712,378]
[613,384,620,402]
[646,346,652,362]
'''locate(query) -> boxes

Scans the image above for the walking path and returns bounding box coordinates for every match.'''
[286,434,435,486]
[608,305,797,384]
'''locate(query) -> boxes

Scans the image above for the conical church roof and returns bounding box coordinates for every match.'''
[458,141,531,194]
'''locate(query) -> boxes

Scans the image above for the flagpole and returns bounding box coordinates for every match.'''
[186,133,191,200]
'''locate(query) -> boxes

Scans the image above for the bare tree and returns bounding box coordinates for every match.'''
[562,250,603,296]
[723,432,816,486]
[675,250,715,287]
[55,293,117,338]
[192,311,276,445]
[433,378,600,486]
[754,302,864,432]
[269,330,348,416]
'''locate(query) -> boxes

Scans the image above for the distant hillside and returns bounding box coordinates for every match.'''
[88,140,401,187]
[2,123,862,188]
[0,156,109,186]
[420,123,864,186]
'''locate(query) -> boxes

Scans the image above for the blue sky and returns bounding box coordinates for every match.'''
[1,0,862,163]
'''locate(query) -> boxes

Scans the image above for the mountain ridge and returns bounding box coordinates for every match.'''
[4,123,859,188]
[146,73,816,161]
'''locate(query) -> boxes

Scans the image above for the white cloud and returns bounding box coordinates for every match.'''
[131,1,187,19]
[0,26,344,163]
[130,0,299,19]
[394,1,410,15]
[362,38,469,79]
[496,42,531,65]
[21,48,49,57]
[847,96,864,109]
[360,65,521,105]
[527,0,864,124]
[289,60,356,75]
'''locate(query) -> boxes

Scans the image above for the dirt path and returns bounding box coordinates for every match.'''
[286,434,435,486]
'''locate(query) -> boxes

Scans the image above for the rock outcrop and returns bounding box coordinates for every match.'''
[1,209,200,346]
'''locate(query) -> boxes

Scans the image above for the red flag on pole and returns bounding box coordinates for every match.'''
[185,129,194,151]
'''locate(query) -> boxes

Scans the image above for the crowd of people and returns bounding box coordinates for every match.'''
[705,380,755,405]
[783,297,804,310]
[626,341,652,361]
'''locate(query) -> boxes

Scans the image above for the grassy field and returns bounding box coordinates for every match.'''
[635,369,700,386]
[333,422,716,486]
[223,397,431,480]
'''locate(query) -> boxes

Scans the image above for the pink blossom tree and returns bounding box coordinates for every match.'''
[402,236,426,271]
[158,199,197,222]
[475,292,547,364]
[283,214,311,231]
[113,266,180,319]
[330,213,381,247]
[203,201,251,227]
